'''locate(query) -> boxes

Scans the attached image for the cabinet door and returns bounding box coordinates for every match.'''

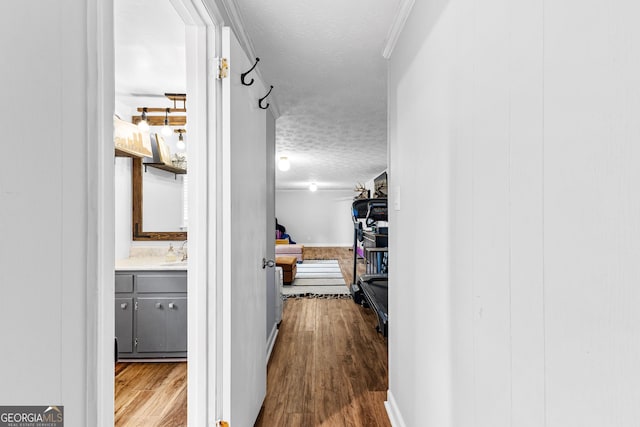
[136,297,167,353]
[165,296,187,352]
[115,297,134,353]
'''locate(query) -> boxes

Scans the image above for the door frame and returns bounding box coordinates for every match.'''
[94,0,226,425]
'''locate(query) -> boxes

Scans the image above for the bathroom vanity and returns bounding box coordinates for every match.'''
[115,261,187,359]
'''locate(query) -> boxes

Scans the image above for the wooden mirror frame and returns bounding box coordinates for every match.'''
[132,157,187,241]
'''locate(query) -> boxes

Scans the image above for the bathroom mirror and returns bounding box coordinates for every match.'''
[132,157,187,241]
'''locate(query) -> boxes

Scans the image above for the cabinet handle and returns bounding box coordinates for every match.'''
[155,303,162,309]
[168,302,175,309]
[120,302,128,309]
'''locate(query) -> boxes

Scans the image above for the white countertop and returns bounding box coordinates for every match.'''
[115,256,188,271]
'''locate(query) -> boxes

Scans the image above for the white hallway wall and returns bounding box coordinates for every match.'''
[275,189,353,246]
[388,0,640,426]
[0,0,113,425]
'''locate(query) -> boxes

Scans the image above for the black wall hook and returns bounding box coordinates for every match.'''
[259,85,274,109]
[241,57,260,86]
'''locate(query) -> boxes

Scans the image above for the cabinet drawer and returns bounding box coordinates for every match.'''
[137,273,187,293]
[115,274,134,293]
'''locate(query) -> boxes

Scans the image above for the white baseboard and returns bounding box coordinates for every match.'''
[385,389,407,427]
[266,323,279,364]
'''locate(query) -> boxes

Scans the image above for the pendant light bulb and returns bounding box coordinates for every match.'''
[176,133,186,150]
[161,108,172,136]
[309,182,318,192]
[138,107,149,132]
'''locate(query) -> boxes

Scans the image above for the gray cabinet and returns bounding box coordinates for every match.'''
[165,296,188,351]
[115,297,134,353]
[115,270,187,359]
[136,297,187,353]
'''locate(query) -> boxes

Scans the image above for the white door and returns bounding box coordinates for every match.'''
[219,26,268,426]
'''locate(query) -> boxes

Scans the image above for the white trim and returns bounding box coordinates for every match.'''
[90,0,115,425]
[385,389,408,427]
[381,0,416,59]
[196,0,226,26]
[219,25,233,422]
[218,0,281,118]
[218,0,255,65]
[175,2,225,425]
[266,325,279,363]
[185,24,208,422]
[182,5,209,426]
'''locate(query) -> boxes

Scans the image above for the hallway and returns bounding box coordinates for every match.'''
[256,292,389,425]
[254,247,389,426]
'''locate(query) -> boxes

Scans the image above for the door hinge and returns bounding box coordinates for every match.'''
[218,57,229,79]
[134,300,138,311]
[134,338,138,348]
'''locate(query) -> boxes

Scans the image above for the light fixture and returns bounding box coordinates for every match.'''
[132,94,187,127]
[177,134,185,150]
[309,182,318,192]
[175,129,186,151]
[161,108,172,136]
[137,107,149,132]
[278,156,290,171]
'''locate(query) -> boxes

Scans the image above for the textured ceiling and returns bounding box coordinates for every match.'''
[114,0,398,191]
[234,0,398,190]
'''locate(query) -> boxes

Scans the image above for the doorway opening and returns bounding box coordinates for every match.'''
[113,1,189,424]
[109,0,220,425]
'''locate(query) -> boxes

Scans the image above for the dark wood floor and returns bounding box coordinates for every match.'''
[115,247,389,426]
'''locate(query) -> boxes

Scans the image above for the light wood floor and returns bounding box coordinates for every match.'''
[115,247,388,426]
[114,361,187,426]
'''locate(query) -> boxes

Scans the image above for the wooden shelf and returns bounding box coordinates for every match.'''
[115,147,147,158]
[143,162,187,178]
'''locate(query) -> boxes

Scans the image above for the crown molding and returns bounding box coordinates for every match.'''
[218,0,281,118]
[382,0,416,59]
[219,0,257,66]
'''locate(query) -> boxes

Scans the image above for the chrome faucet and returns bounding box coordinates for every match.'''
[180,240,188,261]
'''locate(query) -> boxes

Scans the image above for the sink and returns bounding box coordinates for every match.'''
[160,260,188,267]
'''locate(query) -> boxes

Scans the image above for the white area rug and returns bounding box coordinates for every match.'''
[282,260,350,298]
